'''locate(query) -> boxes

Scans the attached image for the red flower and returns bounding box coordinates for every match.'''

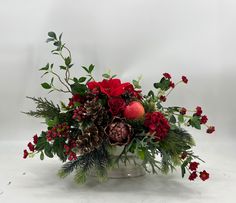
[108,97,126,115]
[27,142,35,152]
[169,81,175,88]
[33,134,38,144]
[207,126,215,134]
[200,115,208,124]
[195,106,202,116]
[180,107,187,115]
[163,73,171,79]
[199,170,209,181]
[189,162,199,171]
[144,112,170,140]
[182,76,188,84]
[189,172,198,181]
[23,150,28,159]
[160,95,166,102]
[87,78,131,97]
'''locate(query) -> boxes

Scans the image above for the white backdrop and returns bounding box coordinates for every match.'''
[0,0,236,202]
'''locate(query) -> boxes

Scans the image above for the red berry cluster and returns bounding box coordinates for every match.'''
[23,134,38,159]
[188,161,209,181]
[46,123,70,141]
[64,140,77,161]
[73,107,87,121]
[144,112,170,140]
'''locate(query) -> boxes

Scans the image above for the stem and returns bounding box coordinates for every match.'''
[166,81,182,97]
[50,70,71,93]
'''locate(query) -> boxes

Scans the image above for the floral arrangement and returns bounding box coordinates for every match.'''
[23,32,215,184]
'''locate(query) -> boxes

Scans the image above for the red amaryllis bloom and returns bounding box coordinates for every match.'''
[33,134,38,144]
[105,117,132,146]
[87,78,131,97]
[27,142,35,152]
[189,162,199,171]
[200,115,208,124]
[182,76,188,84]
[180,107,187,115]
[144,112,170,140]
[23,150,29,159]
[163,73,171,79]
[200,170,209,181]
[195,106,202,116]
[207,126,215,134]
[189,172,198,181]
[108,97,126,115]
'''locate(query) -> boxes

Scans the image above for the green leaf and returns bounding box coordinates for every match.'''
[102,73,110,79]
[59,33,63,41]
[60,66,67,70]
[70,83,87,95]
[41,82,51,89]
[148,90,155,98]
[48,32,57,39]
[81,66,89,73]
[178,115,184,123]
[137,149,145,160]
[88,64,94,73]
[65,57,71,66]
[170,115,176,124]
[40,151,44,160]
[46,38,54,43]
[53,41,61,47]
[39,63,49,71]
[44,143,54,158]
[190,116,201,130]
[78,77,86,83]
[132,80,141,89]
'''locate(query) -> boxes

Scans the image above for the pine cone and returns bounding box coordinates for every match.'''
[76,125,104,155]
[105,117,132,146]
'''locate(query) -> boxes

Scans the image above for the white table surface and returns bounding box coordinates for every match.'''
[0,138,235,203]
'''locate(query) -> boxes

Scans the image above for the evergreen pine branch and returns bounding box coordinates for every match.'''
[23,97,60,119]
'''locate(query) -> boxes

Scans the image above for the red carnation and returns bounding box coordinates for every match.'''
[200,115,208,124]
[189,172,198,181]
[144,112,170,140]
[195,106,202,116]
[163,73,171,79]
[182,76,188,84]
[23,149,29,159]
[189,162,199,171]
[33,134,38,144]
[160,95,166,102]
[207,126,215,134]
[27,142,35,152]
[199,170,209,181]
[108,97,126,115]
[169,81,175,88]
[180,107,187,115]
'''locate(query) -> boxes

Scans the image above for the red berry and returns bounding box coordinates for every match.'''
[27,142,35,152]
[169,81,175,88]
[33,134,38,144]
[200,115,208,124]
[195,106,202,116]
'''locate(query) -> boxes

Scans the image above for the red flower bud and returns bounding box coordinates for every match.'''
[160,95,166,102]
[189,162,199,171]
[182,76,188,84]
[200,115,208,124]
[23,149,29,159]
[207,126,215,134]
[163,73,171,79]
[33,134,38,144]
[180,107,187,115]
[169,81,175,88]
[199,170,209,181]
[27,142,35,152]
[189,172,198,181]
